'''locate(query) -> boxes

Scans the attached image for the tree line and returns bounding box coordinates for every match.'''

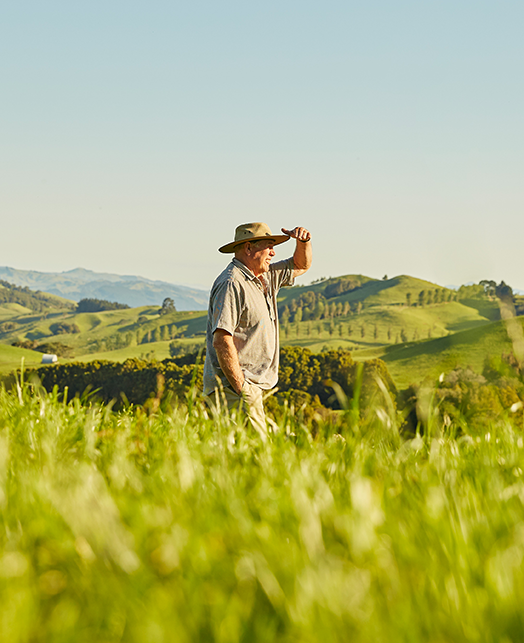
[76,298,130,312]
[87,323,185,353]
[406,288,458,307]
[0,279,74,313]
[279,291,361,324]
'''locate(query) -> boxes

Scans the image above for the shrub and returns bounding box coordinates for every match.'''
[34,342,75,358]
[50,322,80,335]
[0,321,19,333]
[169,341,203,358]
[11,340,39,350]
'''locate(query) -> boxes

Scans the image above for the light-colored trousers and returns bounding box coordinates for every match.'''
[207,381,267,440]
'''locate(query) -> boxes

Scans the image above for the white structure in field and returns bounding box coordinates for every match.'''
[41,354,58,364]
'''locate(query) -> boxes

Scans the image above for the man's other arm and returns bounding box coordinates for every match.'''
[213,329,244,394]
[281,226,312,278]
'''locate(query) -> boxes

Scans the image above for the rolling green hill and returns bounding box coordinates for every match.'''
[0,279,74,313]
[380,317,520,387]
[278,274,462,308]
[281,300,492,347]
[0,303,207,371]
[278,276,498,352]
[0,303,34,321]
[280,314,519,388]
[275,274,507,387]
[277,274,375,305]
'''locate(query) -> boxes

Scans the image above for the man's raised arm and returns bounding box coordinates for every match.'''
[281,226,312,278]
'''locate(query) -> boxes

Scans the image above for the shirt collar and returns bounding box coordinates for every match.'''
[232,257,258,281]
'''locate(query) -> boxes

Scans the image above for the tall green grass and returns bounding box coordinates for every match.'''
[0,375,523,642]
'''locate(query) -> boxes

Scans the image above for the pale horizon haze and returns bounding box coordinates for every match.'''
[1,1,523,292]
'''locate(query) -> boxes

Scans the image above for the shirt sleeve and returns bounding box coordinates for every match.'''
[268,258,295,291]
[210,279,244,335]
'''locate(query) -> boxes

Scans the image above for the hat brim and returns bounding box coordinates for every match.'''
[219,234,290,254]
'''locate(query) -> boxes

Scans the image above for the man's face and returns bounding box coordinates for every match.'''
[249,240,276,276]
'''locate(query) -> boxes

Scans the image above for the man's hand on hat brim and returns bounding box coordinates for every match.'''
[281,227,311,243]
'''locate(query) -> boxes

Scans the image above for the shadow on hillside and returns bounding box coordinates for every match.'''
[10,311,67,326]
[383,335,458,363]
[382,320,507,364]
[447,319,492,333]
[342,277,400,301]
[459,298,500,321]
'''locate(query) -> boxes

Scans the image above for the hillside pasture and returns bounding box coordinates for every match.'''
[0,306,207,359]
[331,274,454,307]
[0,303,35,320]
[277,273,376,306]
[280,301,492,349]
[0,344,45,372]
[382,319,516,387]
[278,274,463,309]
[77,336,205,363]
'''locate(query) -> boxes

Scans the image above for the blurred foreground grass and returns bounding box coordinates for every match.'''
[1,377,524,642]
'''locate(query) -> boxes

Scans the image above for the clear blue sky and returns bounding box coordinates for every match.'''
[1,1,523,290]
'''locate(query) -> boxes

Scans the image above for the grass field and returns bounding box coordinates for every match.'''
[0,344,47,372]
[1,378,524,641]
[0,303,34,321]
[76,336,206,363]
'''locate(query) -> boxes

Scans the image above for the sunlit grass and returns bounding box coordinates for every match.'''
[0,345,43,374]
[0,377,523,641]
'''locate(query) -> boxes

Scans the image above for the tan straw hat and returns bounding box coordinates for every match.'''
[219,222,290,254]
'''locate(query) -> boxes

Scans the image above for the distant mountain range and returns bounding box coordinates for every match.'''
[0,267,209,310]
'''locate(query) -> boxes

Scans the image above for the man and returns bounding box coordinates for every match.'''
[203,222,312,438]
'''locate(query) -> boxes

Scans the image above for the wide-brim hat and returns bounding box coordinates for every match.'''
[219,222,290,254]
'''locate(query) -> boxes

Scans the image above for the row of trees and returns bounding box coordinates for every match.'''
[87,324,186,353]
[282,289,456,321]
[139,324,185,344]
[76,298,130,313]
[282,320,440,342]
[280,292,363,324]
[406,289,457,307]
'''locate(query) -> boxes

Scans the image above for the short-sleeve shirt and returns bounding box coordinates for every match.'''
[203,257,295,395]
